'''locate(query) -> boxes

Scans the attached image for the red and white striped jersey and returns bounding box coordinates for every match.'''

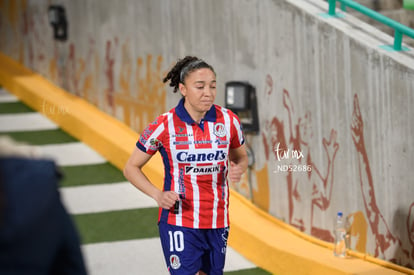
[137,98,244,229]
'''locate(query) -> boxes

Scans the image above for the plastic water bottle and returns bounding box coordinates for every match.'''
[333,211,347,257]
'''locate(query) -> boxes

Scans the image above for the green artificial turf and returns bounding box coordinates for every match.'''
[0,102,35,113]
[60,162,126,187]
[1,129,77,145]
[73,208,159,244]
[225,268,272,275]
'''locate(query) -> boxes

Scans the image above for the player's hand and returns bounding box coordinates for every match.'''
[228,161,243,183]
[155,191,179,210]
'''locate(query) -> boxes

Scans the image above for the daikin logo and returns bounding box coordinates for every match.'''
[185,165,221,175]
[176,150,227,163]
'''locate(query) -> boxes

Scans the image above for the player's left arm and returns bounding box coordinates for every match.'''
[228,144,248,183]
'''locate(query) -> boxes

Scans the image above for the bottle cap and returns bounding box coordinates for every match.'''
[337,211,343,217]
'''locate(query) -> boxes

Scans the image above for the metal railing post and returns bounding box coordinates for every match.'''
[394,30,403,51]
[328,0,337,15]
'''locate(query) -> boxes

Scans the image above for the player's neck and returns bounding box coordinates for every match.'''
[184,103,206,124]
[188,110,206,124]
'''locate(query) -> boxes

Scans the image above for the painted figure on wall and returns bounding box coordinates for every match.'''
[350,94,414,268]
[262,75,339,242]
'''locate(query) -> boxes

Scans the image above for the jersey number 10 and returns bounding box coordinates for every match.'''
[168,230,184,252]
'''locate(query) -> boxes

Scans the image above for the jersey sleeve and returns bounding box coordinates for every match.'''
[229,111,245,149]
[136,114,166,155]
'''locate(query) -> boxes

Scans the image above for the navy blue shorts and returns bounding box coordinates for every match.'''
[158,222,229,275]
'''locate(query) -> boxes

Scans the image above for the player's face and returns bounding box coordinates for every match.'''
[179,68,216,115]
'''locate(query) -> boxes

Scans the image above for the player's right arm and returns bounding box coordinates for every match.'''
[123,147,179,209]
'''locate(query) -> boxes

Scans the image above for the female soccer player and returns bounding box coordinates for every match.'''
[124,56,248,275]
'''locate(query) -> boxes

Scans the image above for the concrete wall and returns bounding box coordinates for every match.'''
[1,0,413,268]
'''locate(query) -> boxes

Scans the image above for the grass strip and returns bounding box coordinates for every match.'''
[225,268,272,275]
[60,162,126,187]
[0,102,35,113]
[73,208,159,244]
[0,129,77,145]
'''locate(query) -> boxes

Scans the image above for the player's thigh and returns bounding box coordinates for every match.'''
[200,227,229,275]
[159,222,204,274]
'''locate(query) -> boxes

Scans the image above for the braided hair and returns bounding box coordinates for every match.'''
[163,56,216,93]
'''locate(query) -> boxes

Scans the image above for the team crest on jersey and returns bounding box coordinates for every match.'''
[214,123,226,137]
[170,254,181,270]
